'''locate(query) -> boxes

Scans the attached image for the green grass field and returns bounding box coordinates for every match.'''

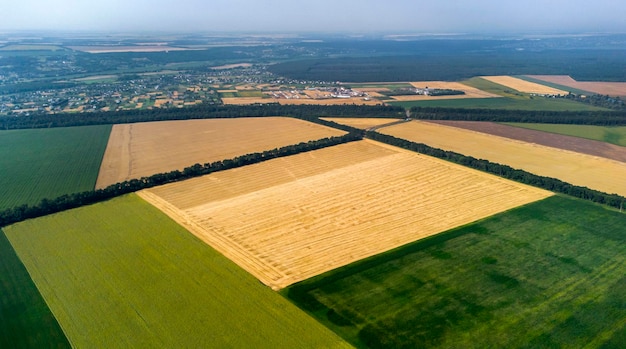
[504,123,626,147]
[0,125,112,211]
[284,196,626,348]
[3,194,350,348]
[0,230,70,348]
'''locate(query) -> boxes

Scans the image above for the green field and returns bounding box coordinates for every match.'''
[284,196,626,348]
[504,123,626,147]
[0,125,112,211]
[0,230,70,348]
[3,194,350,348]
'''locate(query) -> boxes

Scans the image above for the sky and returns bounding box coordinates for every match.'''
[2,0,625,34]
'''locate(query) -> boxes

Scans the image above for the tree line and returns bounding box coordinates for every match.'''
[410,107,626,125]
[0,104,404,130]
[0,132,362,227]
[365,131,625,210]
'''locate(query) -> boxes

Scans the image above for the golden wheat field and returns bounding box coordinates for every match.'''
[139,140,552,290]
[381,121,626,196]
[481,76,569,95]
[95,117,345,188]
[320,117,401,129]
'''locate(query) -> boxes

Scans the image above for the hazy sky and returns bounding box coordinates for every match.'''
[2,0,625,33]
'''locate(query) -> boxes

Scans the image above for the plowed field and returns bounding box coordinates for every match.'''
[139,140,551,290]
[381,121,626,196]
[96,117,345,188]
[527,75,626,97]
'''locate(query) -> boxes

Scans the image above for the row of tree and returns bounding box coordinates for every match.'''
[410,107,626,125]
[0,133,361,227]
[0,104,404,130]
[365,131,625,209]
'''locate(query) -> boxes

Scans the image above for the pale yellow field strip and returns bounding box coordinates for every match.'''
[221,97,383,106]
[139,140,552,290]
[381,121,626,196]
[481,76,569,95]
[96,117,345,189]
[384,81,500,101]
[321,117,402,130]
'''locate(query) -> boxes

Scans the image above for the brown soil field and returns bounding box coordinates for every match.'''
[481,76,569,95]
[429,121,626,163]
[95,117,345,189]
[388,81,500,101]
[380,121,626,196]
[221,97,383,106]
[526,75,626,97]
[139,140,552,290]
[321,117,402,130]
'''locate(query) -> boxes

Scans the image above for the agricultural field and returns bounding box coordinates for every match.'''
[527,75,626,97]
[3,194,350,348]
[431,121,626,163]
[0,125,112,211]
[284,195,626,348]
[96,117,345,188]
[389,96,607,111]
[503,123,626,147]
[380,121,626,196]
[481,75,569,95]
[390,81,499,101]
[0,230,69,348]
[221,96,383,105]
[320,117,402,130]
[139,140,551,290]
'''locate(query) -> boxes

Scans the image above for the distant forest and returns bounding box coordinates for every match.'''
[269,50,626,82]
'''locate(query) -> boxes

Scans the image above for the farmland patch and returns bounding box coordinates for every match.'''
[380,121,626,196]
[95,117,345,188]
[285,196,626,348]
[4,194,350,348]
[0,125,111,211]
[527,75,626,97]
[139,140,551,290]
[481,76,569,95]
[0,230,69,348]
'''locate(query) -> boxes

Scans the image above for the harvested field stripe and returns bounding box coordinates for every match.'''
[380,121,626,197]
[142,140,551,290]
[96,117,346,189]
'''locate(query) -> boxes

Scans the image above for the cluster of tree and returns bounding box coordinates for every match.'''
[427,89,465,96]
[563,93,625,111]
[0,132,362,227]
[410,107,626,125]
[0,104,404,130]
[365,131,626,210]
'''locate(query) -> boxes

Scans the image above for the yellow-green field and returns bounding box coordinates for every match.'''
[4,194,351,348]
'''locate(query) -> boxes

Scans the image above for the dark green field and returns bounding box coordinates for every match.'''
[0,230,69,348]
[284,196,626,348]
[0,125,112,211]
[504,123,626,147]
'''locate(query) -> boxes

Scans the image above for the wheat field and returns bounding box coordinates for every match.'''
[381,121,626,197]
[96,117,345,188]
[139,140,551,290]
